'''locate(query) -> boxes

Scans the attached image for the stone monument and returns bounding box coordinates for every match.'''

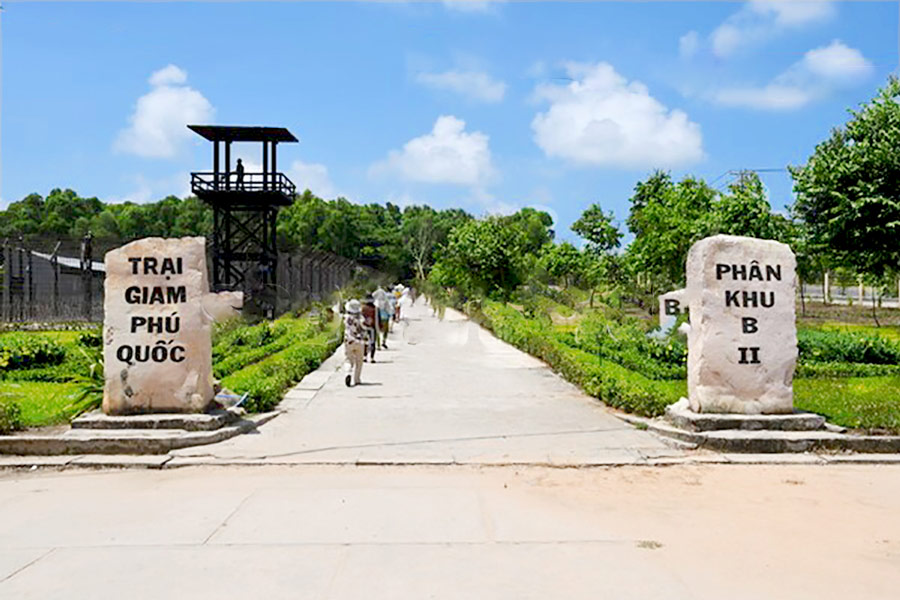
[102,237,242,415]
[684,234,797,414]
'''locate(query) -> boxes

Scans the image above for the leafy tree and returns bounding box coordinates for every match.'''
[790,77,900,283]
[625,172,716,293]
[572,204,622,254]
[540,242,584,288]
[430,215,532,299]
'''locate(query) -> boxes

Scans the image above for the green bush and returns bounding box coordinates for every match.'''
[212,317,320,379]
[76,330,102,348]
[0,397,23,434]
[0,334,67,371]
[569,311,687,380]
[221,319,342,412]
[796,362,900,378]
[798,329,900,365]
[480,301,678,416]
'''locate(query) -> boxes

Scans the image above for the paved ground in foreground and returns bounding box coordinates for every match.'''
[171,300,681,465]
[1,463,898,599]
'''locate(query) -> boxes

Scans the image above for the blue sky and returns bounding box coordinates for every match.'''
[2,1,897,243]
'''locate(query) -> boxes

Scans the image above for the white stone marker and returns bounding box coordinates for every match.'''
[103,237,242,415]
[686,235,797,414]
[658,289,686,334]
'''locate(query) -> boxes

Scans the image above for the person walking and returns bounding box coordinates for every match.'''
[373,286,390,349]
[343,299,366,387]
[361,294,378,363]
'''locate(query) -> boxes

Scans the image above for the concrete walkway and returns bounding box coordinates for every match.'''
[171,300,682,465]
[2,464,899,599]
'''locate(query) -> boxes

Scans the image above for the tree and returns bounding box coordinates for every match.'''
[625,173,716,293]
[540,242,583,288]
[791,77,900,283]
[572,204,622,254]
[429,215,533,299]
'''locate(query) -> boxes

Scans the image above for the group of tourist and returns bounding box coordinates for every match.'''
[342,284,414,387]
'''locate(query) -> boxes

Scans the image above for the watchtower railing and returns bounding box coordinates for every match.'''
[191,171,297,197]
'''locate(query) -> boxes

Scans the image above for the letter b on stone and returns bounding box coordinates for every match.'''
[741,317,759,334]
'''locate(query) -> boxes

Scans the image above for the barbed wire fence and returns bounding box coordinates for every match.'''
[0,234,367,325]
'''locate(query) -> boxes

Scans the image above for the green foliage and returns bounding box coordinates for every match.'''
[0,189,212,239]
[212,317,321,379]
[539,242,584,288]
[797,328,900,365]
[571,311,687,380]
[790,76,900,279]
[0,333,67,370]
[430,215,533,300]
[572,204,622,253]
[221,318,342,412]
[0,396,23,434]
[795,377,900,432]
[76,330,102,348]
[624,170,791,301]
[796,362,900,378]
[478,300,679,417]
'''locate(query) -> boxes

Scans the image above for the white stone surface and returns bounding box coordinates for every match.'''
[657,288,686,333]
[102,237,241,415]
[686,235,797,414]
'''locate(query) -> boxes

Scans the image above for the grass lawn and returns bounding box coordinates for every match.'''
[630,377,900,433]
[814,321,900,343]
[795,376,900,433]
[0,381,81,428]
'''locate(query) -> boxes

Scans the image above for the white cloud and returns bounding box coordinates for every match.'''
[416,69,507,103]
[442,0,501,13]
[371,115,497,186]
[115,65,214,159]
[148,64,187,87]
[530,62,704,169]
[708,1,835,59]
[802,40,873,84]
[748,0,835,27]
[288,159,337,198]
[679,31,700,59]
[713,40,873,110]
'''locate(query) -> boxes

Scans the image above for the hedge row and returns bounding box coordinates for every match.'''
[795,362,900,379]
[212,317,321,379]
[479,301,679,417]
[220,318,342,413]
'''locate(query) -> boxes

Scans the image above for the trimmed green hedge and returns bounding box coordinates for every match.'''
[212,317,321,379]
[798,328,900,365]
[479,301,679,417]
[220,318,342,413]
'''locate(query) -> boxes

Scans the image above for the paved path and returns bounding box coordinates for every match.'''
[2,464,899,599]
[172,300,681,465]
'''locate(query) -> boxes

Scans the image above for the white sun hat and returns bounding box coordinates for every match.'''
[345,299,361,314]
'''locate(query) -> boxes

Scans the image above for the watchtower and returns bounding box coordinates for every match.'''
[188,125,298,317]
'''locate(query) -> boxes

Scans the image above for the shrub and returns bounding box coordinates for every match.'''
[0,397,23,434]
[212,316,321,379]
[479,301,679,416]
[221,319,342,412]
[570,311,686,380]
[0,334,67,371]
[76,330,102,348]
[798,329,900,365]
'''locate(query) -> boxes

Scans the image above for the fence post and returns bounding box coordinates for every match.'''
[51,241,61,317]
[25,243,34,320]
[81,232,93,321]
[16,237,25,321]
[1,239,9,322]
